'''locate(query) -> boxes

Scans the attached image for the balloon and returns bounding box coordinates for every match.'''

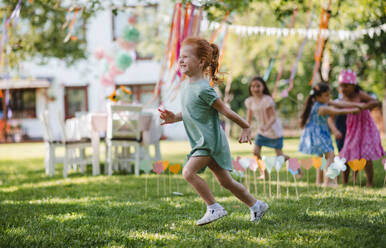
[122,25,140,43]
[115,52,133,70]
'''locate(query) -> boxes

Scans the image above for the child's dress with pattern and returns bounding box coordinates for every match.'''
[299,102,334,155]
[340,109,384,161]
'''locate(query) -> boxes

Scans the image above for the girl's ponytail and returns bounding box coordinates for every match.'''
[182,37,223,85]
[300,95,315,128]
[209,43,221,85]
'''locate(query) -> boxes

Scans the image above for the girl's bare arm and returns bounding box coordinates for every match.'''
[246,108,253,125]
[318,106,360,116]
[327,116,342,139]
[159,109,182,125]
[213,99,249,128]
[359,91,379,109]
[261,106,276,131]
[328,100,363,109]
[212,98,251,143]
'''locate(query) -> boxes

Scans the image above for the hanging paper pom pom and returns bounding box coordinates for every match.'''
[109,64,124,76]
[117,37,136,51]
[115,52,133,70]
[122,25,140,43]
[94,48,105,60]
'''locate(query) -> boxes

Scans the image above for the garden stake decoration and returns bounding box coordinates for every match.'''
[140,160,153,198]
[383,158,386,187]
[347,158,367,187]
[239,157,251,191]
[262,156,276,198]
[169,163,182,193]
[300,158,313,191]
[275,156,285,198]
[161,161,169,195]
[288,158,300,199]
[326,156,347,181]
[232,157,246,183]
[250,157,259,195]
[153,161,165,196]
[257,159,266,196]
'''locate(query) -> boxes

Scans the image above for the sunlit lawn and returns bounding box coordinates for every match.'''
[0,138,385,247]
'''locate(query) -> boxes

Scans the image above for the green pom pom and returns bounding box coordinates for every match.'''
[115,53,133,70]
[122,25,140,43]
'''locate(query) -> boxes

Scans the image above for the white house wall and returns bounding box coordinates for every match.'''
[19,8,187,141]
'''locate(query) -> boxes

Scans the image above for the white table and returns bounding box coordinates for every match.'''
[66,109,161,176]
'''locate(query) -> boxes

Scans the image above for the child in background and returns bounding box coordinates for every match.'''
[299,82,362,187]
[159,37,268,226]
[328,86,349,184]
[245,76,290,179]
[338,69,384,187]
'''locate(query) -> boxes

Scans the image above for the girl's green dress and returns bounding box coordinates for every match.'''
[181,79,233,171]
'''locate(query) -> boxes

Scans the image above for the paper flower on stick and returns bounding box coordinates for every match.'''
[288,158,300,176]
[300,158,313,170]
[233,157,246,172]
[140,160,153,174]
[262,156,276,174]
[275,156,285,171]
[249,157,258,172]
[331,157,347,171]
[326,157,347,179]
[321,155,327,171]
[347,158,366,172]
[169,164,181,174]
[239,157,251,170]
[162,161,169,170]
[326,167,340,179]
[153,161,164,174]
[312,157,322,169]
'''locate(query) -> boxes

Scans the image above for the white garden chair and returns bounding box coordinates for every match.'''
[106,104,142,176]
[39,110,92,177]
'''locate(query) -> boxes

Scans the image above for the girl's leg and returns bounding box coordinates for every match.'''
[253,145,265,179]
[275,149,289,161]
[182,156,216,205]
[342,166,351,185]
[208,160,256,207]
[364,160,373,187]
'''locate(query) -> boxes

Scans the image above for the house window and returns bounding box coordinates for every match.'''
[8,89,36,119]
[64,86,88,119]
[117,84,158,107]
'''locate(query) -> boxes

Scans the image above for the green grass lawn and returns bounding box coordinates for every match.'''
[0,138,385,247]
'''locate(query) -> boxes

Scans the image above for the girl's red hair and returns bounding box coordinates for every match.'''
[182,37,222,85]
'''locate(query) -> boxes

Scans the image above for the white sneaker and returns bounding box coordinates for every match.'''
[196,208,228,226]
[250,202,269,222]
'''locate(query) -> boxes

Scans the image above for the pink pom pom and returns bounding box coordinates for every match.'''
[94,48,105,60]
[117,37,136,51]
[110,64,124,76]
[101,75,115,86]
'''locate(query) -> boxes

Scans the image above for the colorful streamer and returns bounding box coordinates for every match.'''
[272,9,298,98]
[280,7,315,97]
[309,1,331,85]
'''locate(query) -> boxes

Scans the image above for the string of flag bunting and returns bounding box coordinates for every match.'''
[201,20,386,41]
